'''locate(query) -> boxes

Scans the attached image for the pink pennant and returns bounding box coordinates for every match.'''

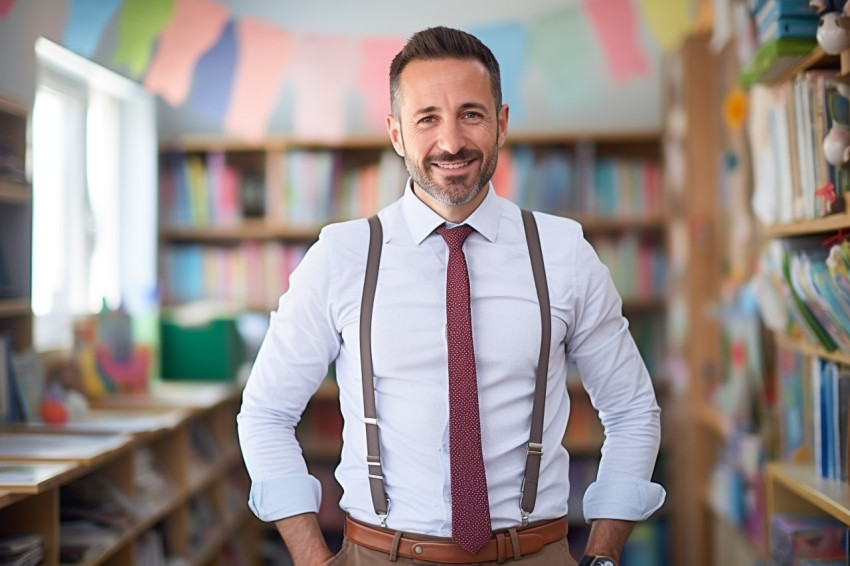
[224,19,291,142]
[583,0,650,83]
[144,0,229,106]
[290,33,359,141]
[358,37,404,132]
[0,0,16,18]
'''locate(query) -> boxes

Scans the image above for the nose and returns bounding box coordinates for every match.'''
[436,120,466,155]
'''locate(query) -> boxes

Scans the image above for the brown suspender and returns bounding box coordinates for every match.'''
[360,209,551,526]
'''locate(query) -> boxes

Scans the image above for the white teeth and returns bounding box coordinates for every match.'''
[436,161,470,169]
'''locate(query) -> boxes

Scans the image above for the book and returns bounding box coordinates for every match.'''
[0,461,78,493]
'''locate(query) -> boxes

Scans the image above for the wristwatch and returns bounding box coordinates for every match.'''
[578,557,617,566]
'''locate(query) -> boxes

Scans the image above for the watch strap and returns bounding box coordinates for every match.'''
[578,556,617,566]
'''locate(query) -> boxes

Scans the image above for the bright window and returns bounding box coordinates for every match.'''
[32,38,157,351]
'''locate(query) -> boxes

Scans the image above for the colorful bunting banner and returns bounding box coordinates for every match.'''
[144,0,229,106]
[528,6,599,115]
[185,19,236,121]
[357,37,404,131]
[468,23,528,126]
[290,33,359,140]
[112,0,176,78]
[584,0,650,83]
[63,0,123,57]
[638,0,693,50]
[0,0,15,19]
[223,18,291,142]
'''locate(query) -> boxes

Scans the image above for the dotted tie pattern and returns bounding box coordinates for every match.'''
[436,224,493,555]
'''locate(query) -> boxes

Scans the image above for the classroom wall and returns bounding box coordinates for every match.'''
[0,0,669,138]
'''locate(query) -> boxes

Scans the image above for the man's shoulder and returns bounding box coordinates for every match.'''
[523,209,584,240]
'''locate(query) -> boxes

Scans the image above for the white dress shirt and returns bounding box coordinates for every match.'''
[237,181,666,535]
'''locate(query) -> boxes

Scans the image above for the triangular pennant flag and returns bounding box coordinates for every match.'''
[63,0,123,56]
[290,33,358,140]
[223,19,291,142]
[144,0,229,106]
[357,37,404,132]
[583,0,651,83]
[185,19,237,121]
[112,0,176,78]
[468,23,529,126]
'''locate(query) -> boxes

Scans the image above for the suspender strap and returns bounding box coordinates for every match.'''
[361,215,388,520]
[520,209,551,520]
[360,210,551,524]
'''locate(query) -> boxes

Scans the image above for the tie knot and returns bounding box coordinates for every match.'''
[436,224,473,251]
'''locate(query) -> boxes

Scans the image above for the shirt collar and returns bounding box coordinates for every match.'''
[401,178,501,245]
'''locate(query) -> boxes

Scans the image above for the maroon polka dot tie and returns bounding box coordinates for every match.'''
[436,224,493,555]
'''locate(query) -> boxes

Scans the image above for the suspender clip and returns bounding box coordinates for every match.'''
[527,442,543,456]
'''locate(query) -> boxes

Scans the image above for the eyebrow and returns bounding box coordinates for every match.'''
[413,102,490,116]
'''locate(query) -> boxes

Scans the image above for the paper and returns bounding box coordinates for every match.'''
[357,37,404,132]
[62,0,123,57]
[584,0,651,83]
[0,433,129,461]
[143,0,229,106]
[223,18,291,142]
[185,18,236,121]
[290,33,358,141]
[0,461,77,491]
[0,0,15,18]
[468,23,528,125]
[527,6,599,115]
[112,0,176,78]
[638,0,693,50]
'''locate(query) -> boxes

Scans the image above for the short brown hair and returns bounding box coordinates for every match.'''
[389,26,502,117]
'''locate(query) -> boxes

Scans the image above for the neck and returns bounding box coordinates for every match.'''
[412,183,489,224]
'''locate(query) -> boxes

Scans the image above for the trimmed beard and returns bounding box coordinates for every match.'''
[403,139,500,207]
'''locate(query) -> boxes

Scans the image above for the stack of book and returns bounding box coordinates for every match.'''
[0,534,43,566]
[753,0,820,46]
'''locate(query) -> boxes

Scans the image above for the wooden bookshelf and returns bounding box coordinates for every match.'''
[0,93,32,352]
[0,383,259,566]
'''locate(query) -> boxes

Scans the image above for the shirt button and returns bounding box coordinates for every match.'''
[413,545,423,555]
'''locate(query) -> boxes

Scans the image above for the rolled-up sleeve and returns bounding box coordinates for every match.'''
[567,234,667,522]
[237,229,341,522]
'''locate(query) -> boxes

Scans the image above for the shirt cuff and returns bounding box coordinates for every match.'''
[248,473,323,522]
[582,473,666,523]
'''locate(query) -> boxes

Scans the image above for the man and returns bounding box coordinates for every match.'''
[238,26,665,566]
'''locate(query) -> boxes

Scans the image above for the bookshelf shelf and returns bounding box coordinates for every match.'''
[766,462,850,526]
[739,40,834,88]
[0,384,259,566]
[772,331,850,366]
[761,210,850,238]
[570,215,667,232]
[0,178,30,204]
[0,297,31,317]
[159,221,322,242]
[694,403,733,440]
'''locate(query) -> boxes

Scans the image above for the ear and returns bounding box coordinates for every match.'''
[386,113,405,157]
[497,103,510,148]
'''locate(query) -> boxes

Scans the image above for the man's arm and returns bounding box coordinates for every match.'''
[274,512,334,566]
[583,519,634,562]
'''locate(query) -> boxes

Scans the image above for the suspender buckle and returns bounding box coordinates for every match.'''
[527,442,543,456]
[367,455,383,480]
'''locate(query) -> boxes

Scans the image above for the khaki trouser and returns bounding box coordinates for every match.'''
[326,536,580,565]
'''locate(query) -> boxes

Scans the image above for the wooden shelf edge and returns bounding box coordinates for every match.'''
[694,403,733,439]
[772,331,850,366]
[159,222,322,242]
[0,298,31,318]
[760,207,850,238]
[767,462,850,525]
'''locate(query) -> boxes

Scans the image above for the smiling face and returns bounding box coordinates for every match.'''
[386,57,509,223]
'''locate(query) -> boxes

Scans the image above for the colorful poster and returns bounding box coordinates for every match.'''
[185,18,236,121]
[143,0,229,106]
[62,0,123,57]
[357,37,404,132]
[468,23,528,126]
[112,0,176,78]
[290,33,358,140]
[223,18,291,142]
[638,0,693,50]
[583,0,650,83]
[527,7,599,115]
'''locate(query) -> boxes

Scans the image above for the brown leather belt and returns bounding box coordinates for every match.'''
[344,516,567,564]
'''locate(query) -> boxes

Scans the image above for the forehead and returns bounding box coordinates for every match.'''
[397,57,494,110]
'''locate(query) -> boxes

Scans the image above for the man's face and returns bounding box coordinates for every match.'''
[387,57,508,214]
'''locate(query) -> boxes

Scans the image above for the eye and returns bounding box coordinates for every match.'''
[462,111,483,120]
[418,115,436,124]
